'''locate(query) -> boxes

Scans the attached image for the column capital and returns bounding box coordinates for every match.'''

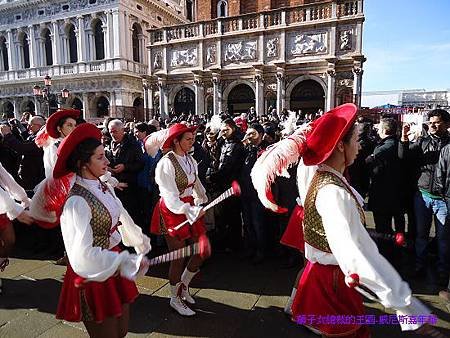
[352,66,363,76]
[327,68,336,78]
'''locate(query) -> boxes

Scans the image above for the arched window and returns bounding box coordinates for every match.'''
[96,96,110,117]
[67,24,78,63]
[132,23,142,63]
[186,0,194,21]
[217,0,228,17]
[93,20,105,60]
[0,37,8,71]
[43,29,53,66]
[21,33,30,69]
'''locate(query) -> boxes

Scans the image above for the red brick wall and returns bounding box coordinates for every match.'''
[198,0,213,21]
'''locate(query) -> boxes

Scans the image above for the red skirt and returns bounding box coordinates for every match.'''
[280,204,305,252]
[56,247,139,323]
[150,196,206,241]
[0,214,10,231]
[292,261,369,337]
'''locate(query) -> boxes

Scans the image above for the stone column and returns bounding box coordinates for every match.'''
[194,77,204,116]
[82,92,89,118]
[104,10,112,59]
[28,25,36,68]
[326,67,336,111]
[255,73,264,117]
[148,85,154,119]
[142,80,148,122]
[77,16,86,62]
[212,74,221,115]
[112,9,121,58]
[276,69,285,113]
[353,66,363,108]
[51,21,61,65]
[158,78,166,119]
[13,99,19,119]
[6,30,14,70]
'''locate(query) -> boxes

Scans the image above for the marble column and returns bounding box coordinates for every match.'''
[255,73,264,116]
[353,66,363,108]
[276,70,285,113]
[326,68,336,111]
[194,77,204,116]
[51,21,61,65]
[212,75,221,115]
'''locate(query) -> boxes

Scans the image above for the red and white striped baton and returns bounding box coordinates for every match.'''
[168,181,241,234]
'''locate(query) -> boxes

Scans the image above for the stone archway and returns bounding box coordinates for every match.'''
[288,79,325,114]
[226,83,255,115]
[286,75,327,111]
[133,97,144,121]
[173,87,195,115]
[2,101,14,118]
[94,96,110,117]
[20,99,35,115]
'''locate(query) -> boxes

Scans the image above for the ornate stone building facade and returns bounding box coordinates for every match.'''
[0,0,189,120]
[147,0,366,117]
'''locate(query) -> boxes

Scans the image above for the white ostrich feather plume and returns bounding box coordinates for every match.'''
[251,123,312,213]
[144,128,169,157]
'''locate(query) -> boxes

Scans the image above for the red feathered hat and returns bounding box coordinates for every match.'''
[46,109,81,138]
[162,123,197,150]
[303,103,357,165]
[53,123,102,179]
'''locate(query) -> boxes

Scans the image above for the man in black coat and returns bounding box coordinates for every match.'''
[367,118,404,235]
[106,119,144,223]
[208,118,245,251]
[0,116,45,192]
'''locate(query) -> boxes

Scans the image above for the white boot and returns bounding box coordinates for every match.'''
[181,268,199,304]
[170,282,195,316]
[284,287,297,316]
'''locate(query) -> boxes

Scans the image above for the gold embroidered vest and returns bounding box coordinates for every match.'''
[303,171,365,253]
[67,183,113,249]
[167,152,196,194]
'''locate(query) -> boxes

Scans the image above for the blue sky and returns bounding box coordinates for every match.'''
[363,0,450,92]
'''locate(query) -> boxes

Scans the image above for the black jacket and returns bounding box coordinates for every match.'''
[2,133,44,191]
[209,134,245,190]
[367,136,404,212]
[434,143,450,199]
[398,133,450,194]
[105,133,144,185]
[239,141,268,199]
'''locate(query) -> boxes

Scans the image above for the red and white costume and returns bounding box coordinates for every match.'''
[252,104,431,337]
[52,123,151,323]
[151,150,208,240]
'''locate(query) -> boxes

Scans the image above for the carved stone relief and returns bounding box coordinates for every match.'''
[339,29,353,51]
[153,51,162,70]
[206,45,216,64]
[224,41,257,62]
[170,47,197,68]
[291,33,327,56]
[266,37,279,58]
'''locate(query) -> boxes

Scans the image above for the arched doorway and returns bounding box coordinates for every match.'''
[22,100,35,114]
[265,91,277,115]
[2,101,14,118]
[133,97,144,121]
[289,79,325,114]
[95,96,109,117]
[227,83,255,115]
[70,97,83,112]
[174,87,195,115]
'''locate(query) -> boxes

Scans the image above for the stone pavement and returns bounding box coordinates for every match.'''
[1,247,450,338]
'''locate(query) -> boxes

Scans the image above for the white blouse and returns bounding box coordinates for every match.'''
[299,164,430,331]
[43,139,59,179]
[0,163,30,220]
[60,176,151,282]
[155,152,208,224]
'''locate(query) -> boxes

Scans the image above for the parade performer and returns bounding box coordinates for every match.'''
[53,123,151,337]
[252,104,434,337]
[0,162,34,295]
[150,123,208,316]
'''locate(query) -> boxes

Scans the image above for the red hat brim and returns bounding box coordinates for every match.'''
[53,123,102,179]
[303,103,358,166]
[46,109,81,138]
[162,123,197,150]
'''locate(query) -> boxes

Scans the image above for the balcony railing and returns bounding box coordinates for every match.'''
[0,59,148,82]
[150,0,363,44]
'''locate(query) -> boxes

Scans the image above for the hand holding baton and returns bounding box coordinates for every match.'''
[167,181,241,234]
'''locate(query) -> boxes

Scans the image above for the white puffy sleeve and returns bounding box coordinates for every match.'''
[155,157,202,224]
[0,187,24,220]
[0,163,30,207]
[316,185,430,331]
[60,196,143,281]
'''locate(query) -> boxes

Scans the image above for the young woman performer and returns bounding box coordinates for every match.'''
[150,123,208,316]
[53,123,151,337]
[252,104,436,337]
[0,163,34,294]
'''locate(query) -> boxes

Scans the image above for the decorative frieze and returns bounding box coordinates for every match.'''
[170,47,198,68]
[224,40,257,63]
[339,29,353,51]
[266,37,279,58]
[291,33,327,56]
